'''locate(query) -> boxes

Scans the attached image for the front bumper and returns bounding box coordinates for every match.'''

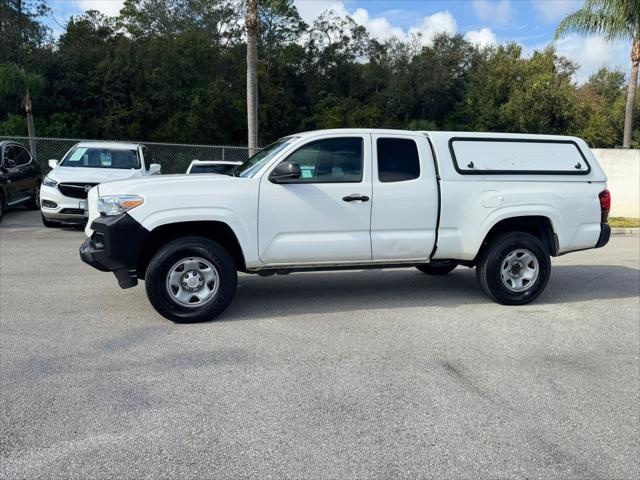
[40,184,87,223]
[79,213,149,288]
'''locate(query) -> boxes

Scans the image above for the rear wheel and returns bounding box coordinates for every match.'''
[26,182,41,210]
[476,232,550,305]
[145,237,238,323]
[416,263,457,275]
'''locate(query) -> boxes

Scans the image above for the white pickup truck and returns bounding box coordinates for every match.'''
[40,141,160,226]
[80,129,611,323]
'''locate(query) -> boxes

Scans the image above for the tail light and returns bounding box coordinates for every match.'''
[599,189,611,223]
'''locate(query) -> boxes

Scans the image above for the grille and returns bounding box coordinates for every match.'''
[58,183,97,199]
[60,208,86,215]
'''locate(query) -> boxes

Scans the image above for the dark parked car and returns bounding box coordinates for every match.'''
[0,141,42,223]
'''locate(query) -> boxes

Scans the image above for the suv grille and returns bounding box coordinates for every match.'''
[58,183,98,199]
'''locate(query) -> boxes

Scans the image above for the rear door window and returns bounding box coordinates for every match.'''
[13,146,32,166]
[377,138,420,182]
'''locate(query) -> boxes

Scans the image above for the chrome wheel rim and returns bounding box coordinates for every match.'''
[35,184,41,208]
[165,257,220,308]
[500,249,539,292]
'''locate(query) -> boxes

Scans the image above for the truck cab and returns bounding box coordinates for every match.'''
[79,129,610,323]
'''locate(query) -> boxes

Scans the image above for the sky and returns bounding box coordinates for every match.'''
[44,0,632,83]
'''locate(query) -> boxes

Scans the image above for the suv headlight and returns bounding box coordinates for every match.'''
[98,195,144,216]
[42,175,58,187]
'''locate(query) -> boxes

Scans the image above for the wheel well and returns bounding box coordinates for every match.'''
[137,221,246,278]
[479,216,558,258]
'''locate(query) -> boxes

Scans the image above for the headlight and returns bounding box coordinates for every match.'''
[98,195,144,216]
[42,175,57,187]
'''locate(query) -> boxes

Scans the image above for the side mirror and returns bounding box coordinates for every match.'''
[149,163,161,175]
[48,159,58,169]
[269,162,301,183]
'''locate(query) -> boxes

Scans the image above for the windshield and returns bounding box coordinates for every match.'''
[233,138,295,178]
[60,146,140,169]
[189,164,236,174]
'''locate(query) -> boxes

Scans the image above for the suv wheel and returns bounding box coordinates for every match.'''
[476,232,551,305]
[41,213,60,228]
[0,193,4,224]
[416,263,457,275]
[145,237,238,323]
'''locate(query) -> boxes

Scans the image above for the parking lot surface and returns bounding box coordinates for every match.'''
[1,209,639,479]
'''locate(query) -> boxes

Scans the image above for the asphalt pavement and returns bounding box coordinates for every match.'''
[1,209,639,479]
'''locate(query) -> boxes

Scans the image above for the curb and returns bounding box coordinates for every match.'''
[611,227,640,235]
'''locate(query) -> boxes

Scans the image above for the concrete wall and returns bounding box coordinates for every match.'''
[592,149,640,218]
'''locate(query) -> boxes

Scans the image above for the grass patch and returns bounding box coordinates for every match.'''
[609,217,640,228]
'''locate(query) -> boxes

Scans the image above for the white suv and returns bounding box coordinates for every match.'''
[41,142,160,226]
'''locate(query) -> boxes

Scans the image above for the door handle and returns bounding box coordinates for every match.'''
[342,194,369,202]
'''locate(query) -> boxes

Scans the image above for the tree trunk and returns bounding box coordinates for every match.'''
[623,37,639,148]
[246,0,259,156]
[24,88,37,160]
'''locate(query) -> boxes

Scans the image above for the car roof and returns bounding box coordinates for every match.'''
[287,128,583,144]
[290,128,420,139]
[74,141,141,150]
[0,140,27,148]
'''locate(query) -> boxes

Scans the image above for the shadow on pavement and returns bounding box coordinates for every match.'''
[219,264,640,321]
[0,208,84,231]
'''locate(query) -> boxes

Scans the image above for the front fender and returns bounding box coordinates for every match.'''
[128,206,260,268]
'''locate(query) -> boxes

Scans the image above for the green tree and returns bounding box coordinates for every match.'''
[0,63,45,156]
[555,0,640,147]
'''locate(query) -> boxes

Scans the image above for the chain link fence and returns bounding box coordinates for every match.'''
[0,136,251,174]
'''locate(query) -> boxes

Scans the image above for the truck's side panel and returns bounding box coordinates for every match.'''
[428,132,607,260]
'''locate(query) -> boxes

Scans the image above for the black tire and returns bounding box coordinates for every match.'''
[145,237,238,323]
[26,181,41,210]
[476,232,551,305]
[0,193,4,224]
[41,213,60,228]
[416,263,457,275]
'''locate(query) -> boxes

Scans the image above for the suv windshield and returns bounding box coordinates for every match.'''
[60,146,140,169]
[233,138,295,178]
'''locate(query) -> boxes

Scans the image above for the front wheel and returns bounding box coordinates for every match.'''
[41,213,61,228]
[145,237,238,323]
[476,232,551,305]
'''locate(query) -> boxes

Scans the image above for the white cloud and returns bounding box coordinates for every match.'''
[351,8,406,41]
[531,0,582,22]
[472,0,513,26]
[294,1,457,46]
[465,28,498,48]
[408,11,458,45]
[76,0,125,17]
[553,34,630,82]
[294,1,348,25]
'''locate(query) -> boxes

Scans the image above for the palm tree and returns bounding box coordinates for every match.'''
[555,0,640,148]
[246,0,259,155]
[0,64,44,158]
